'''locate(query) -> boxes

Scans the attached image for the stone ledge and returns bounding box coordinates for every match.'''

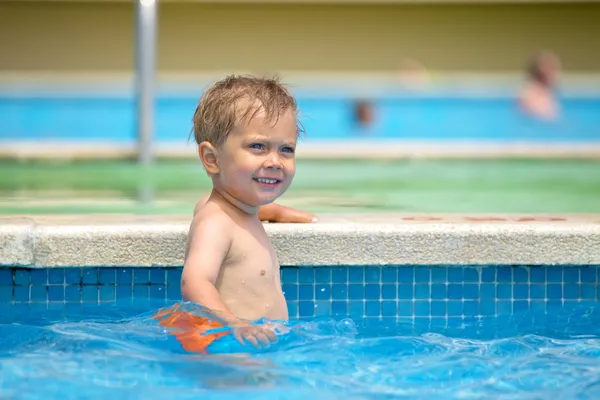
[0,214,599,268]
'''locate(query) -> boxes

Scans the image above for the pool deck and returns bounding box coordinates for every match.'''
[1,214,599,268]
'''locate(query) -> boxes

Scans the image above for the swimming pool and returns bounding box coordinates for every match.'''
[1,264,600,399]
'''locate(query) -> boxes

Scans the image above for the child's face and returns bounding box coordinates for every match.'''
[214,108,297,208]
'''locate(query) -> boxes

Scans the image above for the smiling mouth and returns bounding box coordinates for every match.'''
[253,178,281,185]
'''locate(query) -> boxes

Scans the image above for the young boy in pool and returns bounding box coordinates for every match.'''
[155,75,303,353]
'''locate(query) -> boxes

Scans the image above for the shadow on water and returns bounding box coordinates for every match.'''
[1,301,600,399]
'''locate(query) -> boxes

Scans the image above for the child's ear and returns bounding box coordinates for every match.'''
[198,142,219,175]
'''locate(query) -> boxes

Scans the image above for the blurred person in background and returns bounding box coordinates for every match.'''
[518,50,562,121]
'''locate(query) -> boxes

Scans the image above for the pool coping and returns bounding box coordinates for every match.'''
[1,214,599,268]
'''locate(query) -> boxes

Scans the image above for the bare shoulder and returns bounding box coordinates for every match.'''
[185,202,234,259]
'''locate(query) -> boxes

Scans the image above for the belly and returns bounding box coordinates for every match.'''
[221,285,288,323]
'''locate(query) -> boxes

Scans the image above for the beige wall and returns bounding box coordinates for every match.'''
[1,2,599,74]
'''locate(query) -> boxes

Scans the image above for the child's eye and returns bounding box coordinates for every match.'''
[249,143,264,150]
[281,146,295,154]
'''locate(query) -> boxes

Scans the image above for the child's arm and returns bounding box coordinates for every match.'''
[181,215,240,326]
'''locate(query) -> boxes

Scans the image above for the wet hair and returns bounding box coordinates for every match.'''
[191,74,303,147]
[526,50,558,85]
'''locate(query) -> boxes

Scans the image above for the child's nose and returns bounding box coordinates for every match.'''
[263,153,282,169]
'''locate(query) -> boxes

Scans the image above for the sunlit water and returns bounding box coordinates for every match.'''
[2,300,600,400]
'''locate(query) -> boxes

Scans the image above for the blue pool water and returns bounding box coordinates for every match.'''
[1,300,600,399]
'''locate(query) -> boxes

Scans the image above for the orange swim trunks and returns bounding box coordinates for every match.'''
[154,307,231,354]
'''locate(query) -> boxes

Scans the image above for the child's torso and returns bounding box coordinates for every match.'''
[215,220,288,322]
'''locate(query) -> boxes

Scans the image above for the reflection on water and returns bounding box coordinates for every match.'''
[1,301,600,399]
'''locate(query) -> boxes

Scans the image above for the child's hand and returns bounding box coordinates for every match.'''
[232,323,279,348]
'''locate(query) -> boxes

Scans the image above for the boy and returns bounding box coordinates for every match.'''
[156,75,302,353]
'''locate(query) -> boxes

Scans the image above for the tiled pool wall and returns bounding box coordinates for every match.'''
[1,265,599,319]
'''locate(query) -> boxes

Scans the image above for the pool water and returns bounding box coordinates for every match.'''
[1,300,600,399]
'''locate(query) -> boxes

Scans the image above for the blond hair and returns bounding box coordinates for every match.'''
[191,75,302,147]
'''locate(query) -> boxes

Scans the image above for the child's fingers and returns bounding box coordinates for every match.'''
[233,330,246,346]
[255,332,272,347]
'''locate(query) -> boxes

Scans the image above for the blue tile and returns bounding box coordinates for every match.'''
[0,286,12,302]
[166,269,182,285]
[299,301,315,317]
[13,286,29,302]
[480,284,495,299]
[547,300,562,310]
[448,301,462,316]
[530,267,545,283]
[431,301,446,316]
[431,284,446,299]
[481,267,495,283]
[398,284,413,300]
[315,284,331,300]
[66,269,81,284]
[580,267,596,283]
[282,284,298,300]
[281,267,297,283]
[415,284,430,299]
[298,268,314,283]
[348,268,363,282]
[82,269,98,285]
[497,284,511,299]
[332,301,347,316]
[414,301,429,317]
[31,286,46,302]
[365,284,380,299]
[431,268,446,283]
[547,268,562,283]
[348,301,364,317]
[100,286,115,302]
[497,301,512,314]
[398,267,413,283]
[315,301,330,316]
[463,301,478,316]
[530,300,545,312]
[0,270,12,285]
[547,284,562,299]
[563,268,579,283]
[134,269,150,284]
[150,269,165,284]
[117,269,133,285]
[48,286,64,302]
[14,270,30,285]
[463,268,479,283]
[30,270,47,285]
[298,285,314,300]
[530,284,545,299]
[581,285,596,300]
[133,285,149,298]
[399,301,414,316]
[166,285,181,301]
[315,268,331,283]
[82,286,97,302]
[414,268,430,282]
[382,268,397,283]
[463,284,478,300]
[331,268,347,283]
[65,286,81,302]
[382,301,396,316]
[365,301,380,316]
[99,269,116,285]
[382,284,396,299]
[150,285,166,299]
[480,301,495,315]
[497,267,512,283]
[513,284,528,299]
[448,268,463,283]
[331,284,347,300]
[513,267,528,283]
[348,284,364,299]
[287,301,298,318]
[514,300,529,312]
[48,269,65,284]
[564,284,579,299]
[365,268,380,283]
[448,284,462,299]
